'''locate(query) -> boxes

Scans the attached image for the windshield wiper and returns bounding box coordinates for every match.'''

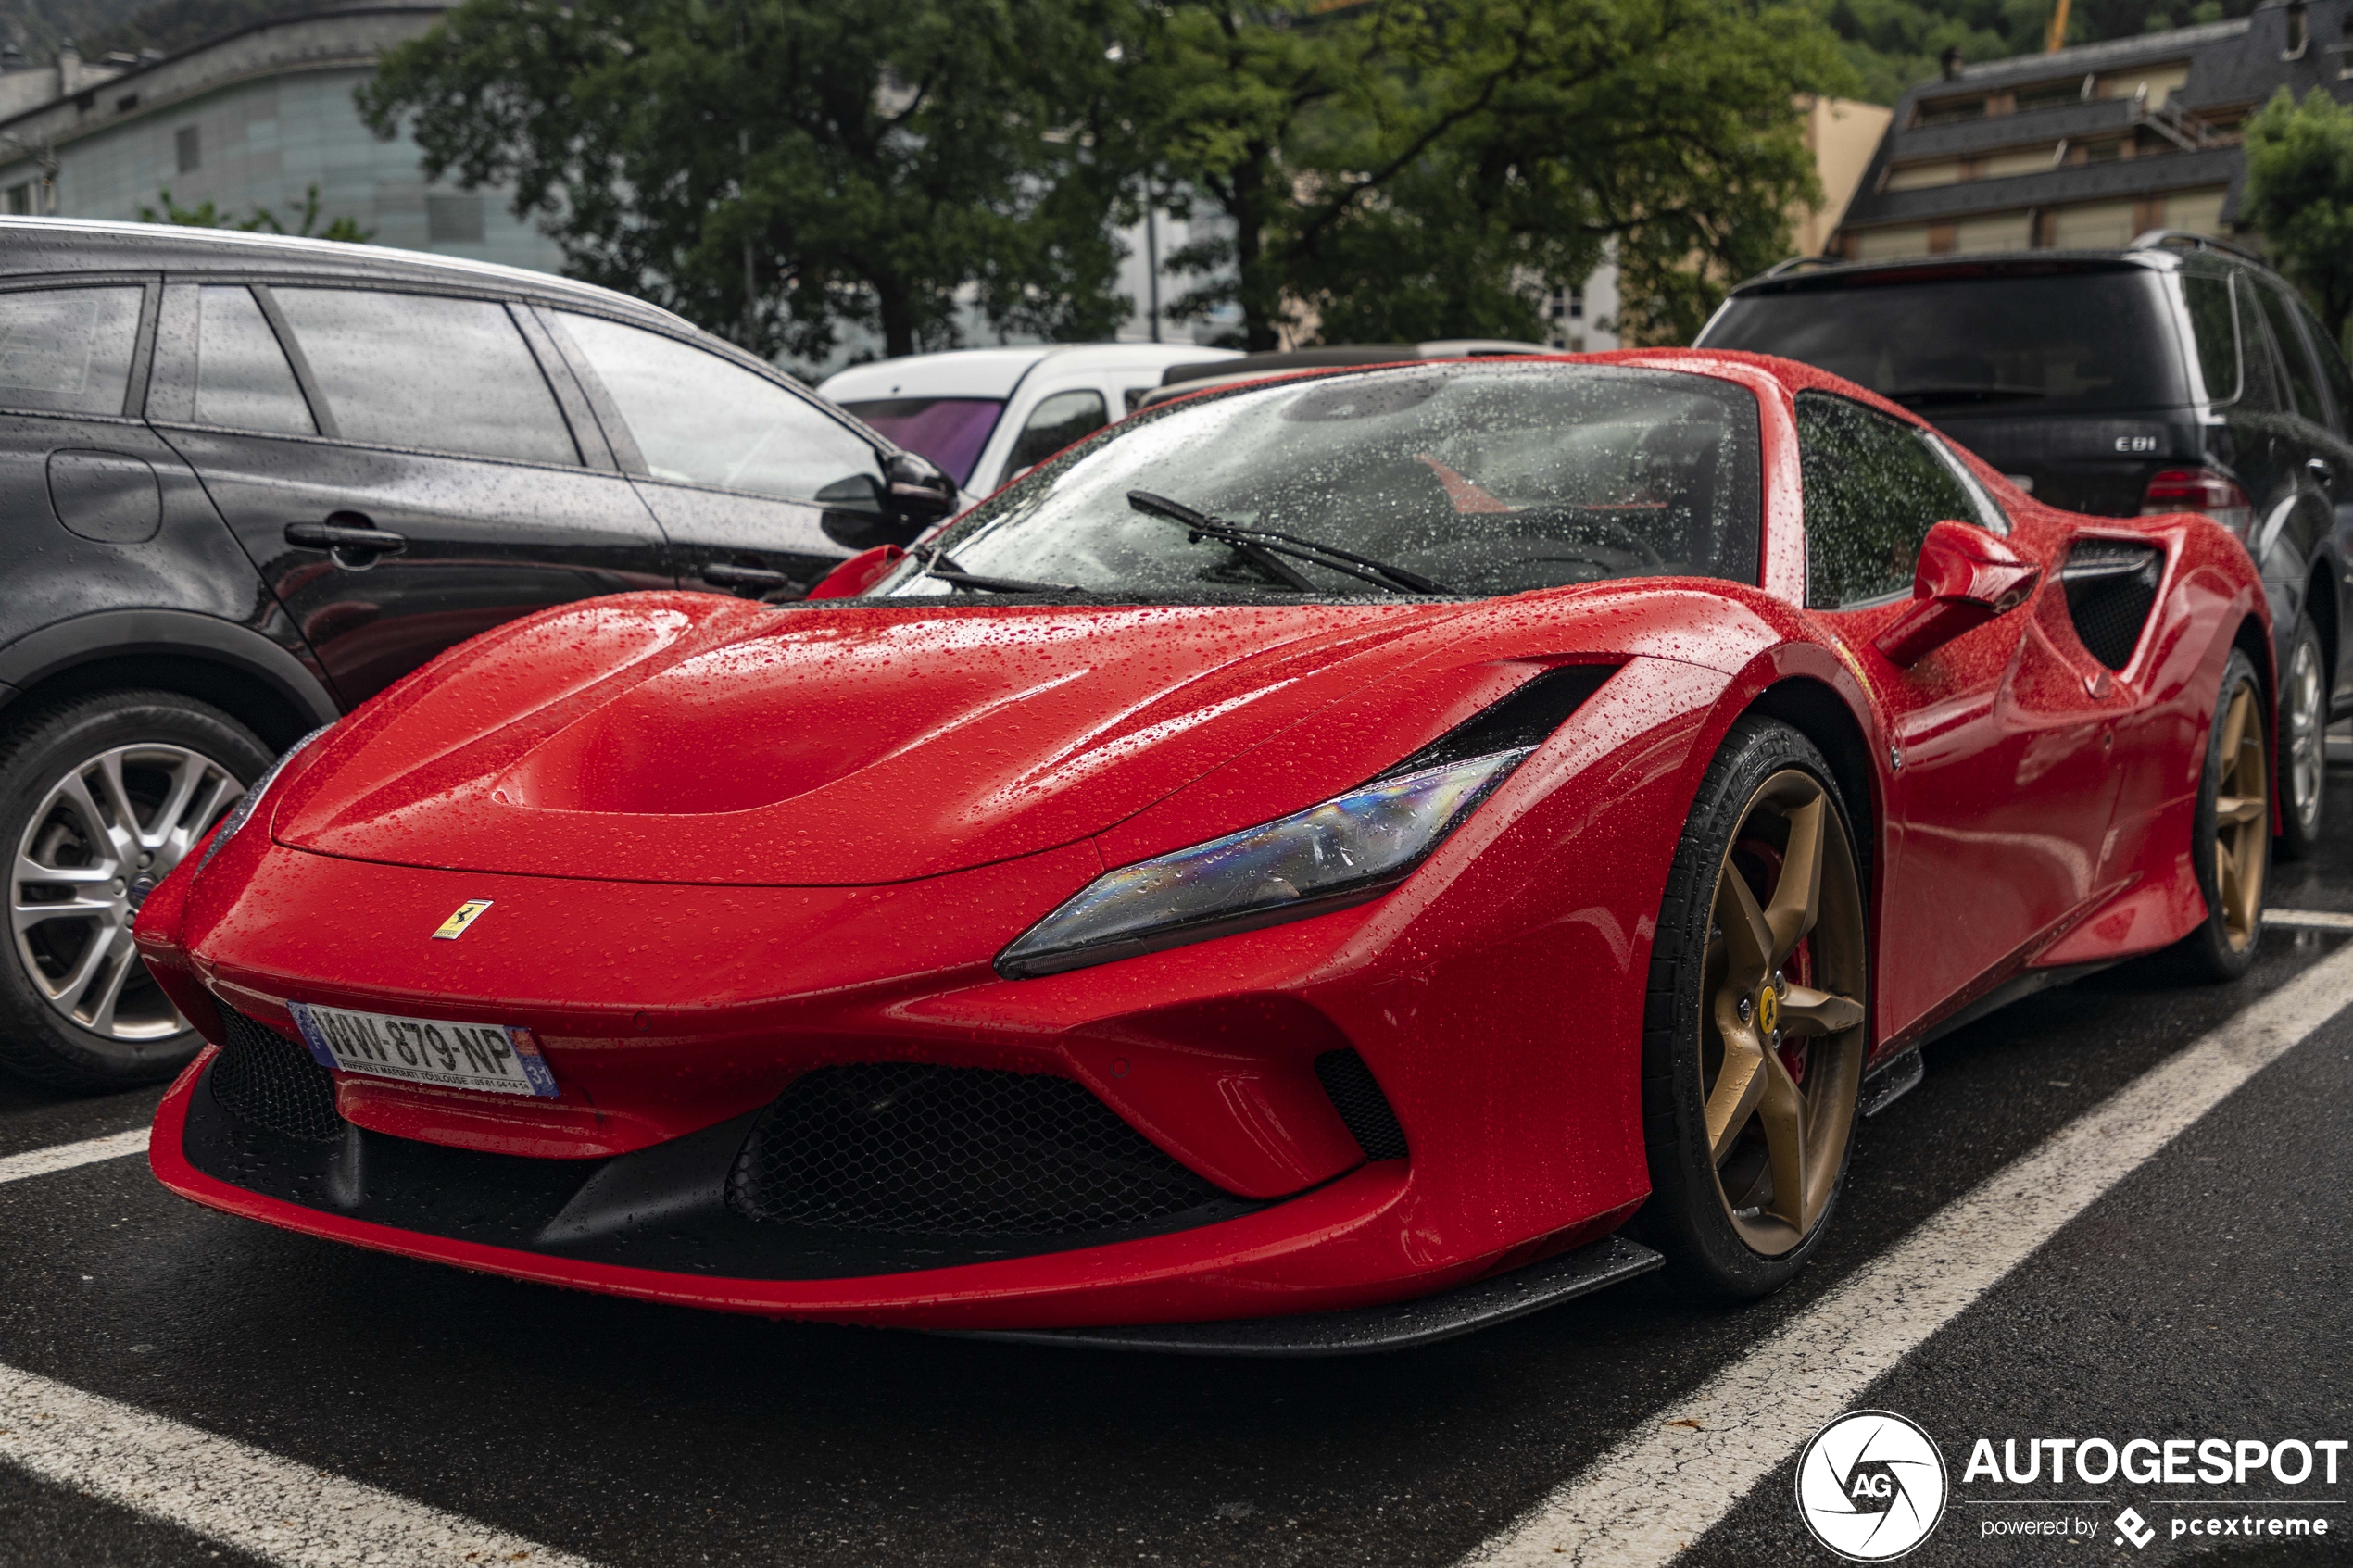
[1126,490,1452,595]
[909,545,1081,596]
[1882,383,2049,406]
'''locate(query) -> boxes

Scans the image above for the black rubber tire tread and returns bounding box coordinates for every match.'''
[2171,648,2267,985]
[0,689,269,1092]
[1635,716,1866,1300]
[2273,614,2326,863]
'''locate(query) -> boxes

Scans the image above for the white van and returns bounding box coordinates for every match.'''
[817,343,1239,498]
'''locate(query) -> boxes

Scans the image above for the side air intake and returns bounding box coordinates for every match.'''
[2061,539,2164,671]
[1315,1048,1408,1160]
[210,1005,343,1143]
[726,1062,1235,1236]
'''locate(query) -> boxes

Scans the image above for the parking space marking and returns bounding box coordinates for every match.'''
[0,1361,599,1568]
[0,1128,148,1186]
[1462,940,2353,1567]
[2266,908,2353,930]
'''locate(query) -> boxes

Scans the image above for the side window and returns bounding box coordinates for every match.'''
[555,311,878,503]
[271,289,579,466]
[1005,389,1110,475]
[1795,390,1984,609]
[2294,295,2353,438]
[0,286,144,417]
[2182,274,2241,407]
[2234,277,2284,414]
[2255,279,2327,424]
[145,284,314,434]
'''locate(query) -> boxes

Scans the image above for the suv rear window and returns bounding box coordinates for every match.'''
[1703,270,2189,413]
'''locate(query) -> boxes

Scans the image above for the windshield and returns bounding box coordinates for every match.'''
[838,396,1004,486]
[1701,270,2189,412]
[875,364,1762,602]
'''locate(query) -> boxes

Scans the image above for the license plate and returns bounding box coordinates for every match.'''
[287,1001,559,1098]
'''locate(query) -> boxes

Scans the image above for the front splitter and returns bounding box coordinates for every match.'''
[947,1233,1663,1356]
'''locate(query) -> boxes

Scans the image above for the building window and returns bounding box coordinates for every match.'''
[5,183,29,216]
[174,126,199,173]
[426,193,484,244]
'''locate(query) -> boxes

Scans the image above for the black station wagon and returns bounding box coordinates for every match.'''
[0,218,955,1090]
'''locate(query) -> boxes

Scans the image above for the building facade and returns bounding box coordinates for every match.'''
[0,2,558,273]
[1833,0,2347,259]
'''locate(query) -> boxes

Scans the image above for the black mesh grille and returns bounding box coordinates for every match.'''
[2062,539,2164,671]
[726,1063,1229,1236]
[1315,1048,1408,1161]
[210,1005,343,1143]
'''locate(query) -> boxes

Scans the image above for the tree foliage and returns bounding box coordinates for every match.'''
[1806,0,2247,107]
[2242,85,2353,347]
[358,0,1135,362]
[1130,0,1851,349]
[137,182,373,242]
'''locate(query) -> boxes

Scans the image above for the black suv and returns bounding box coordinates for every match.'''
[1698,232,2352,859]
[0,218,955,1090]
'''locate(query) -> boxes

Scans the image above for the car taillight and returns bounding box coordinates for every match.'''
[2141,468,2253,534]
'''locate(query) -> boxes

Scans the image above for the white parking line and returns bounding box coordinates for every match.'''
[0,1127,147,1186]
[2266,908,2353,931]
[1462,939,2353,1567]
[0,1362,600,1567]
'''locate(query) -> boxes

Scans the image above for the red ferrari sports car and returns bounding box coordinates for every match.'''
[135,350,2271,1351]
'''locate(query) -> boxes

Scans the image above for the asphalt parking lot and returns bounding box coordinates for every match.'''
[4,768,2352,1568]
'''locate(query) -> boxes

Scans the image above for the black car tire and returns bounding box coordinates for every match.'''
[0,690,268,1091]
[1637,718,1869,1299]
[2274,614,2327,862]
[2172,649,2271,984]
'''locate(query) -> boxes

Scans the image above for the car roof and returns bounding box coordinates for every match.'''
[818,343,1240,401]
[0,215,696,328]
[1720,235,2280,300]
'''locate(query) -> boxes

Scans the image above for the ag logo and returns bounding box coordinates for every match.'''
[1794,1409,1948,1561]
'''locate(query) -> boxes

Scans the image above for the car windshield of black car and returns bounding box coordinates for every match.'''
[876,364,1763,600]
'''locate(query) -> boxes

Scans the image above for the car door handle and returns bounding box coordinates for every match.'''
[284,520,408,556]
[701,562,795,591]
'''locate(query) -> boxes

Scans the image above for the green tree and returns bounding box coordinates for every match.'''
[1129,0,1852,350]
[357,0,1135,363]
[2242,85,2353,347]
[138,182,374,242]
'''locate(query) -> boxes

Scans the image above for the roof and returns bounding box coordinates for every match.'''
[0,216,806,383]
[1837,0,2353,240]
[818,343,1238,401]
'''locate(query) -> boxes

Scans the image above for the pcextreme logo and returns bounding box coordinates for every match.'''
[1795,1410,1951,1561]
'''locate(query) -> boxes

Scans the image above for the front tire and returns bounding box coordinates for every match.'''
[2274,615,2326,862]
[0,691,266,1091]
[2172,649,2269,984]
[1638,719,1869,1299]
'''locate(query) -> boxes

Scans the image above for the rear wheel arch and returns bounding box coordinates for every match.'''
[0,611,337,751]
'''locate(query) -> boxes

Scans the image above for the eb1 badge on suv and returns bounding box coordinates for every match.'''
[0,218,958,1090]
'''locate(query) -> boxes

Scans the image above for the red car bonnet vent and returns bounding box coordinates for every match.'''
[2141,468,2253,535]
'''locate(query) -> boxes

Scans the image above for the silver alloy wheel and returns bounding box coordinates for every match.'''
[11,742,244,1041]
[2287,634,2325,836]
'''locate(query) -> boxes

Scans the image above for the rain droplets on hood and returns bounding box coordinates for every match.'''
[881,362,1763,601]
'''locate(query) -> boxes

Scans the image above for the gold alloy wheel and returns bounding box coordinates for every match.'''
[1701,771,1869,1257]
[2213,681,2269,952]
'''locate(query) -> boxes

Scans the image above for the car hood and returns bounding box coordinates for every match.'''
[272,592,1501,886]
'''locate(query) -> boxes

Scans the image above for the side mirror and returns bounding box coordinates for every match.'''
[883,451,959,527]
[815,454,958,550]
[1873,520,2041,668]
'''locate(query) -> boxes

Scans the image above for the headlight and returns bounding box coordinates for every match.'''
[193,722,333,879]
[996,747,1530,978]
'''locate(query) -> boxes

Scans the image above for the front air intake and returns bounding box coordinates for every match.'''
[1315,1047,1408,1160]
[209,1004,343,1143]
[2061,539,2164,671]
[726,1062,1233,1236]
